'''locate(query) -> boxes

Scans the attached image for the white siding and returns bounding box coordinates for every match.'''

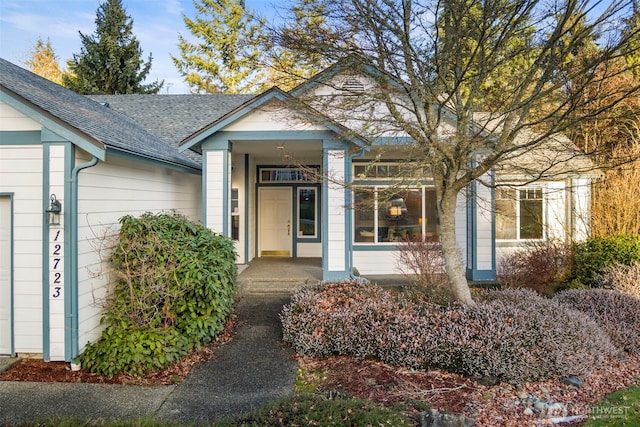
[223,100,324,132]
[474,181,494,270]
[546,181,568,241]
[206,150,226,233]
[297,242,321,257]
[76,150,202,352]
[0,145,44,354]
[571,178,591,241]
[0,102,41,131]
[326,149,346,272]
[353,250,402,275]
[231,153,246,263]
[455,190,468,267]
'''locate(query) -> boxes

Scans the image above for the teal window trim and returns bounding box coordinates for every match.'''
[0,192,15,355]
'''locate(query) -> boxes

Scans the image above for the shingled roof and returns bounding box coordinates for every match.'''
[0,58,200,171]
[88,94,254,149]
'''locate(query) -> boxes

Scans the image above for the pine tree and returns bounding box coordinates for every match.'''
[24,37,65,85]
[266,0,333,90]
[172,0,266,94]
[63,0,162,94]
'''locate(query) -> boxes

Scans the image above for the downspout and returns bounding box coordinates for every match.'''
[67,155,99,361]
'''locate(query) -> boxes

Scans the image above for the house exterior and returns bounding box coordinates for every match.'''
[0,57,593,362]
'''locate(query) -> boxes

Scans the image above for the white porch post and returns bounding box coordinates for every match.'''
[204,142,231,237]
[322,143,351,281]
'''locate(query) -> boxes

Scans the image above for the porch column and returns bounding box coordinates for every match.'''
[322,142,351,281]
[204,140,231,237]
[466,170,496,281]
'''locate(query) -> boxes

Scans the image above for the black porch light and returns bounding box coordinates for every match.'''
[46,194,62,226]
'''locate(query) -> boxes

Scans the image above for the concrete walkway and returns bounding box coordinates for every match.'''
[0,296,297,426]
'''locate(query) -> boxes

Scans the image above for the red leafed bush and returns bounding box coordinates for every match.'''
[281,283,616,384]
[553,288,640,354]
[497,240,574,295]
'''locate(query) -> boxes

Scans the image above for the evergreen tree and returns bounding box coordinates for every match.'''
[266,0,333,90]
[172,0,266,94]
[24,37,65,85]
[63,0,162,94]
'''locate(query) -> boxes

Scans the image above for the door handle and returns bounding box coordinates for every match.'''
[287,220,291,236]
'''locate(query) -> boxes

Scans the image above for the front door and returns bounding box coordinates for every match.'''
[0,196,12,355]
[259,187,292,257]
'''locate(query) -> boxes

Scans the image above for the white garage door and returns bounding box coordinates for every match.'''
[0,196,12,355]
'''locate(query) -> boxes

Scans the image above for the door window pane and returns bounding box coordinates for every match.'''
[298,188,317,237]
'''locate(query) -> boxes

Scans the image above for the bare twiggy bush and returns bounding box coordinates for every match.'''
[497,240,574,295]
[395,236,451,305]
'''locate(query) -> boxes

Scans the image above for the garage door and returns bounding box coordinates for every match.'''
[0,196,12,355]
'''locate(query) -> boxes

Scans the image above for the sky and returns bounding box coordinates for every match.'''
[0,0,282,94]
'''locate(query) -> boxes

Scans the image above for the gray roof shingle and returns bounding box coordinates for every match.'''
[88,94,254,157]
[0,58,200,171]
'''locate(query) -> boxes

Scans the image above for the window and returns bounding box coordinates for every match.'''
[298,188,317,238]
[231,188,239,241]
[259,167,318,183]
[353,162,423,179]
[354,187,438,243]
[496,188,543,240]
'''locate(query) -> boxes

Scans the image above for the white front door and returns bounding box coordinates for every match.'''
[0,196,12,355]
[259,187,292,257]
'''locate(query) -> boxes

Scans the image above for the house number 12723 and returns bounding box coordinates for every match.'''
[50,228,63,298]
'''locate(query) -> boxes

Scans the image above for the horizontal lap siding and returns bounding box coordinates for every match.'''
[353,250,402,275]
[0,145,44,353]
[76,151,202,351]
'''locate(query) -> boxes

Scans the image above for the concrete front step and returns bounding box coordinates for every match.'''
[237,278,322,296]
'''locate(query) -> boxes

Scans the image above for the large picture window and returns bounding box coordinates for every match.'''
[496,188,543,240]
[354,187,438,243]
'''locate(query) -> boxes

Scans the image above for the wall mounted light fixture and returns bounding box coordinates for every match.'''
[46,194,62,226]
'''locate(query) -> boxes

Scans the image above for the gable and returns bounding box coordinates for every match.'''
[0,101,40,132]
[222,98,328,132]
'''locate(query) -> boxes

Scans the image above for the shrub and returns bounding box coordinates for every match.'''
[596,262,640,299]
[497,240,574,295]
[395,236,451,305]
[282,284,616,384]
[81,212,237,375]
[573,235,640,287]
[429,289,616,384]
[554,289,640,354]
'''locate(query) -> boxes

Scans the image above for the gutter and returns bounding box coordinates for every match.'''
[67,155,99,362]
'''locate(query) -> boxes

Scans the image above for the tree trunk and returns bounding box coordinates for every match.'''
[438,189,475,305]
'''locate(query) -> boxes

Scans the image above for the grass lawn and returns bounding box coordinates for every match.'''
[584,386,640,426]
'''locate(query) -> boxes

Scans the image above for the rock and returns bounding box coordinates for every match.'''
[419,409,475,427]
[470,375,501,386]
[517,391,529,400]
[523,407,534,416]
[534,400,549,413]
[546,402,568,418]
[562,376,584,388]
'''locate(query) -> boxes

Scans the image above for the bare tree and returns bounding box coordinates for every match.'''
[274,0,640,304]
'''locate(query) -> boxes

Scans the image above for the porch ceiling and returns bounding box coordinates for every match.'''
[232,139,323,159]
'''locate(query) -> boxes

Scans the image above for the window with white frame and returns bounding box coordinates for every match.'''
[353,187,438,243]
[495,187,543,240]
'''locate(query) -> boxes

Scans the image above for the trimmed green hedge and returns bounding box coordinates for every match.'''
[81,213,237,376]
[573,235,640,287]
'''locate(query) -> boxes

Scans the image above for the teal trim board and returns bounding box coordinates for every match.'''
[0,130,41,145]
[0,192,15,355]
[41,143,51,361]
[244,154,249,263]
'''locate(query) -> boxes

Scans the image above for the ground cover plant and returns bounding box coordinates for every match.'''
[281,283,617,384]
[553,289,640,354]
[80,212,237,376]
